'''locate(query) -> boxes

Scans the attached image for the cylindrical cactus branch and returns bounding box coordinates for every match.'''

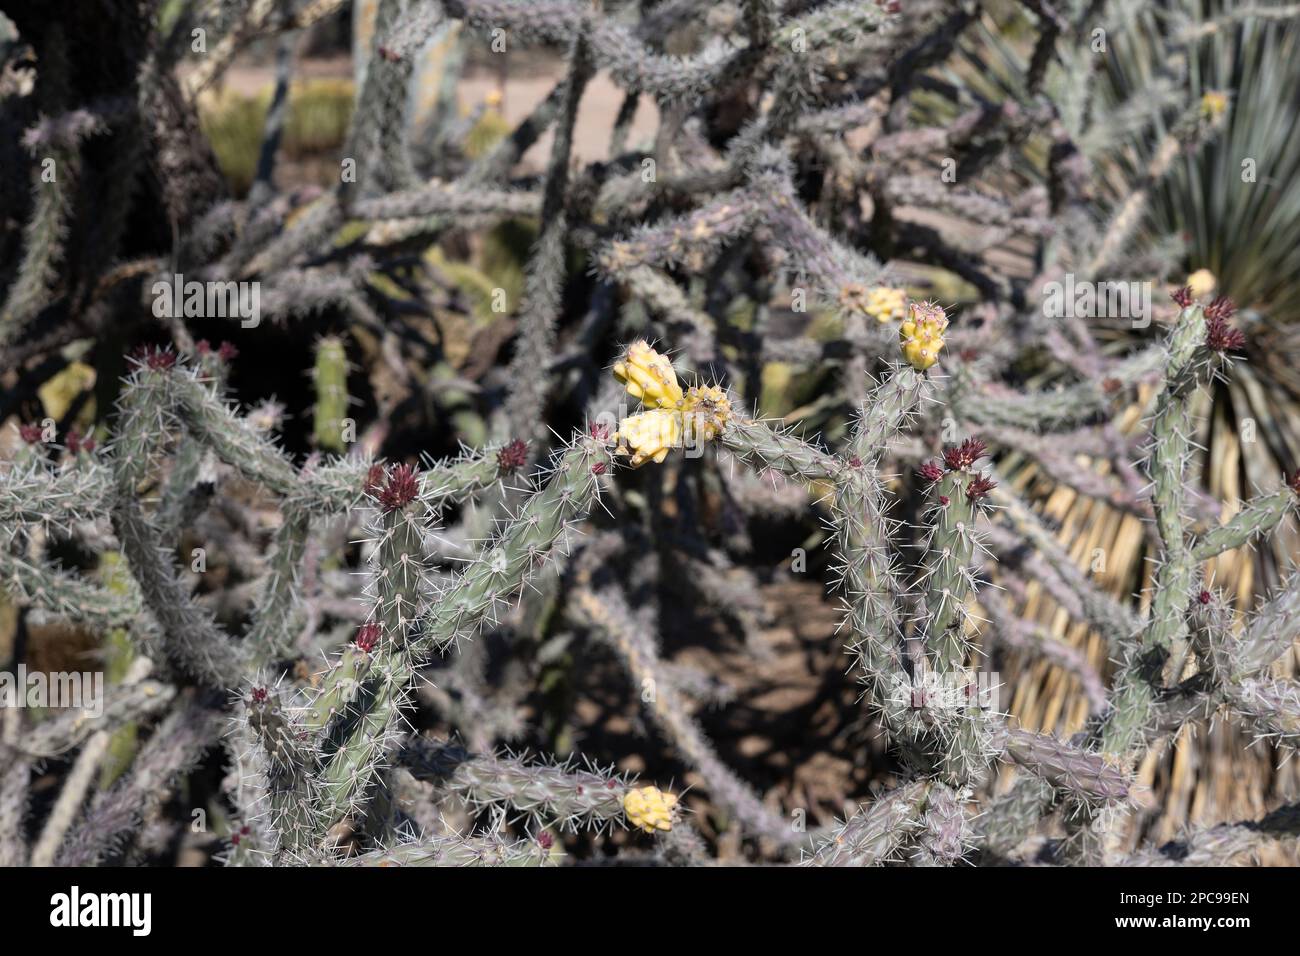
[1186,588,1239,686]
[311,336,350,453]
[243,685,320,859]
[243,510,311,667]
[911,783,972,866]
[804,781,932,867]
[847,364,933,465]
[337,833,555,867]
[416,431,611,652]
[978,776,1056,859]
[108,362,250,686]
[1000,728,1131,806]
[956,345,1165,432]
[351,183,542,221]
[399,738,633,832]
[1232,581,1300,679]
[719,417,841,481]
[1225,677,1300,751]
[832,361,935,697]
[0,456,113,530]
[596,188,765,279]
[56,703,220,866]
[0,746,32,866]
[1120,802,1300,867]
[1191,486,1297,561]
[154,434,207,539]
[442,0,752,104]
[0,548,140,630]
[313,464,433,834]
[1142,304,1210,651]
[112,495,248,687]
[13,679,175,759]
[917,439,994,670]
[1102,301,1212,757]
[830,380,922,727]
[169,368,300,496]
[748,161,891,319]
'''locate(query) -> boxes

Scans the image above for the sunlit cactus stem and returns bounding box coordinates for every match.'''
[311,336,351,453]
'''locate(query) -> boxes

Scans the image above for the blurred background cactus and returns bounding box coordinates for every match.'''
[1,0,1299,867]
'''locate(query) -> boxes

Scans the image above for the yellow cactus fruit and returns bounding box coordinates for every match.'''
[1186,268,1217,299]
[855,285,908,323]
[1200,90,1228,120]
[614,408,683,468]
[840,284,906,323]
[613,340,683,409]
[623,785,678,833]
[678,384,732,443]
[899,300,948,371]
[612,344,731,467]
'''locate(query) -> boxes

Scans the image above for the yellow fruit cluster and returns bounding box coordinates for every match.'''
[612,343,731,467]
[865,286,908,323]
[839,283,907,323]
[680,385,732,442]
[614,408,683,467]
[623,786,678,833]
[613,340,683,410]
[1200,90,1228,120]
[899,300,948,371]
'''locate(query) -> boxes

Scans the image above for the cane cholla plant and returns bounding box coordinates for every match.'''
[1,0,1299,868]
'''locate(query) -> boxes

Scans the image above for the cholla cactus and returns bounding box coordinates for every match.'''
[1,0,1297,873]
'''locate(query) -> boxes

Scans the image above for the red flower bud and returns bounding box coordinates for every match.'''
[355,622,381,653]
[497,439,529,475]
[1204,316,1246,353]
[378,464,420,513]
[1204,296,1236,321]
[942,438,988,471]
[66,428,95,454]
[130,345,178,370]
[966,475,997,502]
